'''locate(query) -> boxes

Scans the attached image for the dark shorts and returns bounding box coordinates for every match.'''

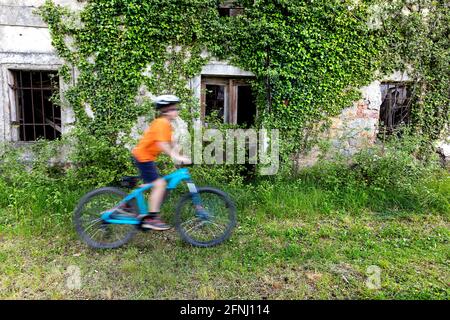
[133,157,159,183]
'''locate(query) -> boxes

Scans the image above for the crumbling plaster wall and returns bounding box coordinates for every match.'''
[295,71,412,168]
[0,0,84,142]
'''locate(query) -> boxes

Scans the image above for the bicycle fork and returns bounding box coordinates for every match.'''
[186,180,208,220]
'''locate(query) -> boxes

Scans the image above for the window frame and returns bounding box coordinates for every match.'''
[200,76,255,126]
[378,81,413,135]
[6,68,62,142]
[218,1,244,17]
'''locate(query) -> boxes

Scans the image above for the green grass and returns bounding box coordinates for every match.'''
[0,175,448,299]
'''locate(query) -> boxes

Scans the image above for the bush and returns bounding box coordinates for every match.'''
[0,139,88,235]
[297,135,449,214]
[0,131,448,236]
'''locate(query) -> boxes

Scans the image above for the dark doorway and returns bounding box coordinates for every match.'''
[237,85,256,128]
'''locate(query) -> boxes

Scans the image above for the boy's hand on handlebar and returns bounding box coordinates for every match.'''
[174,155,191,165]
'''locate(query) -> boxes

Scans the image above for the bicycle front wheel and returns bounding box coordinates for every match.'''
[73,187,138,249]
[175,187,237,247]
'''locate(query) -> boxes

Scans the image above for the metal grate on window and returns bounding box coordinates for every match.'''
[379,82,412,135]
[12,70,61,141]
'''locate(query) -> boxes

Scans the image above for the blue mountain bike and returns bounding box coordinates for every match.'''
[73,167,237,248]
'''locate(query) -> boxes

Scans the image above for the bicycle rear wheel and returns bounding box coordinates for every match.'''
[175,187,237,247]
[73,187,138,249]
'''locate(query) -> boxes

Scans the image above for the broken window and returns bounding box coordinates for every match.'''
[205,84,226,122]
[201,77,256,128]
[218,1,244,17]
[379,82,412,135]
[11,70,61,141]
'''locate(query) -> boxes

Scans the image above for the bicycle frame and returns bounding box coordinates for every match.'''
[101,167,200,225]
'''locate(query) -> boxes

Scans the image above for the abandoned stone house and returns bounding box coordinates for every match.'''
[1,0,447,166]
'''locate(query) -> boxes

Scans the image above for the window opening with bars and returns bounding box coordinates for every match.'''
[11,70,61,141]
[379,82,412,135]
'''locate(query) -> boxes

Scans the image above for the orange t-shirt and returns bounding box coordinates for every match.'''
[132,117,172,162]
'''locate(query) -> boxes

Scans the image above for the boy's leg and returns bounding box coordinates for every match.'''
[133,159,171,230]
[149,178,167,213]
[142,178,171,230]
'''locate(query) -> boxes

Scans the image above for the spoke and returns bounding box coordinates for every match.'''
[207,220,226,233]
[185,220,207,234]
[193,221,215,240]
[202,223,218,239]
[76,191,139,247]
[81,209,100,221]
[89,227,103,241]
[178,192,234,243]
[83,218,102,233]
[181,217,200,228]
[113,228,125,242]
[113,226,130,241]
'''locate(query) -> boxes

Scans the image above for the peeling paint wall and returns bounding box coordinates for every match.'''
[0,0,84,142]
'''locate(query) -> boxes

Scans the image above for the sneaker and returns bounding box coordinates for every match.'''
[141,215,171,231]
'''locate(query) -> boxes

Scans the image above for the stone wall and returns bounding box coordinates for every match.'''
[328,81,382,157]
[294,72,412,168]
[3,0,448,169]
[436,136,450,168]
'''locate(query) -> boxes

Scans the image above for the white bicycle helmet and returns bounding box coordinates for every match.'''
[154,94,180,110]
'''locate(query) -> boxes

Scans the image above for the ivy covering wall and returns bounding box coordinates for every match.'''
[37,0,449,182]
[377,1,449,142]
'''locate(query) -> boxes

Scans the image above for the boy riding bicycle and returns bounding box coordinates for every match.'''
[132,95,190,230]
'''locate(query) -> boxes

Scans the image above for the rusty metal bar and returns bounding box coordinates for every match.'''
[30,72,36,140]
[40,71,46,139]
[19,71,26,141]
[14,70,61,141]
[51,75,57,139]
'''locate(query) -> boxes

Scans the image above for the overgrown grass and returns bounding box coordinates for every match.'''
[1,198,448,299]
[0,138,449,299]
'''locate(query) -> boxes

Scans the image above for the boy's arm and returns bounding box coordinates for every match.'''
[157,142,177,158]
[157,142,190,163]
